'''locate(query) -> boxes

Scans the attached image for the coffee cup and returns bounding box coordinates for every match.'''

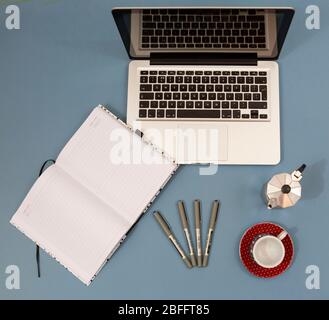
[251,231,287,268]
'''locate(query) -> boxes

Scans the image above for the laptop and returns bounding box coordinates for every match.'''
[112,7,294,164]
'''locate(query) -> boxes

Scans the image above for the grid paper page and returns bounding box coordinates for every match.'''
[11,165,129,285]
[57,106,177,225]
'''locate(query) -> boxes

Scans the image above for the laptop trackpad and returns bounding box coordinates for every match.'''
[176,124,228,163]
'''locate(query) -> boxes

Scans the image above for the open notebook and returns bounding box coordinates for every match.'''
[10,106,178,285]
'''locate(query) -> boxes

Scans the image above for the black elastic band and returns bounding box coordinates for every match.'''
[36,159,55,278]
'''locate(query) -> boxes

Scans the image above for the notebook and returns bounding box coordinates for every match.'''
[10,105,178,285]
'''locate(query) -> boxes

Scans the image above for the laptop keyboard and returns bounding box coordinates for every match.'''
[141,9,266,50]
[138,69,269,121]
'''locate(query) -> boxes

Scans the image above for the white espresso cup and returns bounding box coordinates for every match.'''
[251,231,288,268]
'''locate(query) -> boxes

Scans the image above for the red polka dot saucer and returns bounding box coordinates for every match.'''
[239,222,294,278]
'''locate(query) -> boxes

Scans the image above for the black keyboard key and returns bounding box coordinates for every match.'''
[162,84,169,91]
[168,101,176,108]
[251,85,258,92]
[171,84,179,91]
[164,92,172,100]
[139,109,147,118]
[251,110,259,118]
[231,102,239,109]
[197,84,205,91]
[148,109,156,118]
[157,109,165,118]
[159,101,167,108]
[182,92,189,100]
[217,93,225,100]
[140,76,148,83]
[202,76,210,83]
[209,93,216,100]
[143,22,156,28]
[173,93,181,100]
[226,93,234,100]
[177,101,185,108]
[233,85,241,92]
[260,114,268,119]
[244,93,252,100]
[155,93,163,100]
[140,93,154,100]
[235,93,243,100]
[191,93,198,100]
[177,110,220,118]
[242,114,250,119]
[211,77,218,83]
[233,110,241,118]
[222,110,232,118]
[153,84,161,91]
[222,101,229,108]
[206,85,214,91]
[224,85,232,92]
[213,101,221,108]
[166,110,176,118]
[184,76,192,83]
[140,70,148,75]
[240,102,248,109]
[253,93,261,101]
[150,101,158,108]
[200,93,207,100]
[255,77,267,84]
[186,101,194,108]
[195,101,203,108]
[242,85,249,92]
[204,101,211,108]
[249,102,267,109]
[140,101,149,108]
[180,84,187,91]
[193,76,201,83]
[254,37,266,43]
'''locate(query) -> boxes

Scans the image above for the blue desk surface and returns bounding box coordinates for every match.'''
[0,0,328,300]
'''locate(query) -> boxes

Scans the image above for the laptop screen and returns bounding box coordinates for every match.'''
[112,7,294,60]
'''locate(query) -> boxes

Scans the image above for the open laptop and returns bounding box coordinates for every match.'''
[112,7,294,164]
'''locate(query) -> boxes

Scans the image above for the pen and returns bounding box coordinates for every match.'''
[153,211,192,269]
[177,201,197,267]
[203,200,220,267]
[194,200,203,267]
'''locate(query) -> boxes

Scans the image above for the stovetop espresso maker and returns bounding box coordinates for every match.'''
[264,164,306,209]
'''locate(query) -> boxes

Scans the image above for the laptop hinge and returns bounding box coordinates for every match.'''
[150,52,257,66]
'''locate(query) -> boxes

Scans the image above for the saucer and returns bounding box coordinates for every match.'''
[239,222,294,278]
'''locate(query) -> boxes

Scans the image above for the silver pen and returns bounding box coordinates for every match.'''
[203,200,220,267]
[154,211,192,268]
[194,200,203,267]
[177,201,197,267]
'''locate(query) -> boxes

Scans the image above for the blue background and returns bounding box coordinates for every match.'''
[0,0,328,300]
